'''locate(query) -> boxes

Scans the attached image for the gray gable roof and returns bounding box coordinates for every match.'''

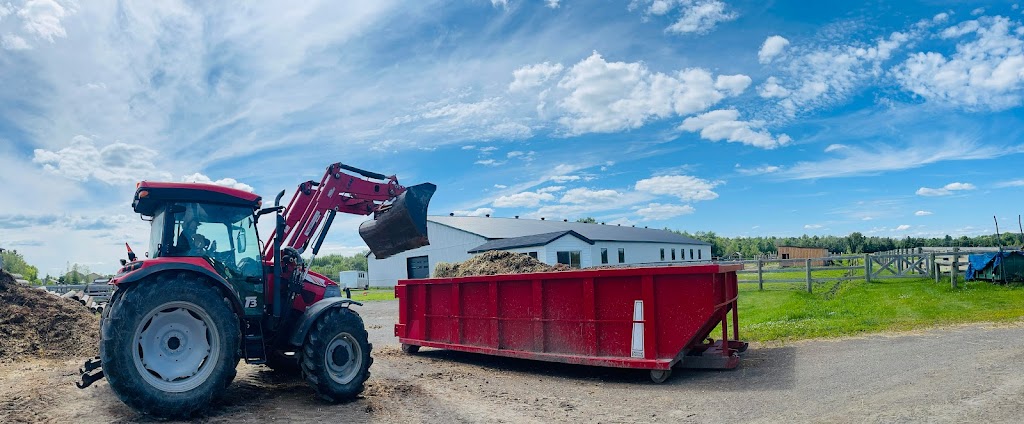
[430,216,709,245]
[467,230,593,253]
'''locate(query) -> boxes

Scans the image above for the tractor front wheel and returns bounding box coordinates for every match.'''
[101,273,240,418]
[300,308,372,402]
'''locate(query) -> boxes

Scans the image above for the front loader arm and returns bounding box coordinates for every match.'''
[262,163,406,260]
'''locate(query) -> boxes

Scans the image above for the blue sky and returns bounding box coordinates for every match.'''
[3,0,1024,275]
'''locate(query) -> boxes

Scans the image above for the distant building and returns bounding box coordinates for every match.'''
[367,216,711,287]
[777,246,831,267]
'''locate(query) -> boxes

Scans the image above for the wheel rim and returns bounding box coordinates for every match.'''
[324,333,362,385]
[132,301,220,393]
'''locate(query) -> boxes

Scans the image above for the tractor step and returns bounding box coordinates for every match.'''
[243,319,267,364]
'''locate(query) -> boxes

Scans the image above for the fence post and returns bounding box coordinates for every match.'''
[929,253,936,280]
[757,259,764,291]
[951,253,958,289]
[934,257,941,284]
[864,253,872,283]
[806,258,812,293]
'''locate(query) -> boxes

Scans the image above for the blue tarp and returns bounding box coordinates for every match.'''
[965,251,1024,280]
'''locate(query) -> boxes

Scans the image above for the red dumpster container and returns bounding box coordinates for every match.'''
[394,264,746,382]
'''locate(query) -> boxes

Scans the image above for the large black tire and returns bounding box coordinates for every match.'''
[101,272,240,419]
[300,308,372,402]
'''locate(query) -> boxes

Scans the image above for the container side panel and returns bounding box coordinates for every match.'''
[426,283,455,343]
[407,284,426,340]
[497,280,534,350]
[594,275,642,357]
[654,273,717,359]
[460,282,491,346]
[542,278,585,354]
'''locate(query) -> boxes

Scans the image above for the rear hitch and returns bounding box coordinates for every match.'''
[76,356,105,389]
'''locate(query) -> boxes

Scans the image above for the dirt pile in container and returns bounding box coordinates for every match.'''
[0,270,99,362]
[433,250,572,277]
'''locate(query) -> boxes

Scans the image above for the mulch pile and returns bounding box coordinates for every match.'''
[433,251,573,277]
[0,271,99,362]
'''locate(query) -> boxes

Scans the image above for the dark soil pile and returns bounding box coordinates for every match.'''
[0,271,99,362]
[433,251,572,277]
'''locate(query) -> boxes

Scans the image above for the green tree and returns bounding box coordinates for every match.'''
[0,249,40,283]
[576,217,597,224]
[308,251,369,279]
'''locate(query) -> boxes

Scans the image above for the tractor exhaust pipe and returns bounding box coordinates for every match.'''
[359,183,436,259]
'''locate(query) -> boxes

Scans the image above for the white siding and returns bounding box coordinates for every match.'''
[590,241,711,266]
[366,222,486,287]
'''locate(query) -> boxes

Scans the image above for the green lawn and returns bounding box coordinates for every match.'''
[736,278,1024,342]
[345,287,395,302]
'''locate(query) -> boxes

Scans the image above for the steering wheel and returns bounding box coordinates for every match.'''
[237,257,261,277]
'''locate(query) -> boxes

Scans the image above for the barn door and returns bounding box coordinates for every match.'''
[406,255,430,279]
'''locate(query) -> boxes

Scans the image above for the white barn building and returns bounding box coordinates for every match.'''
[366,215,711,287]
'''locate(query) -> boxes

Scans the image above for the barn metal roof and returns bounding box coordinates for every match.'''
[429,216,709,245]
[467,230,594,253]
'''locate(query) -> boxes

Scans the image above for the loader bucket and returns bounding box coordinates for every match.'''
[359,182,436,259]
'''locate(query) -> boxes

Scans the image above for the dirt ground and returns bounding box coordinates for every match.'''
[2,299,1023,423]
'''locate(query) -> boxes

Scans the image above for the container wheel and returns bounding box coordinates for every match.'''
[100,272,240,418]
[300,308,373,402]
[401,344,420,354]
[649,369,672,384]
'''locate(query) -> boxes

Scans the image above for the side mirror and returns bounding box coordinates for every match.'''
[237,228,247,253]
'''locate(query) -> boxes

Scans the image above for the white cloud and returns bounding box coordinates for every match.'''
[804,224,823,229]
[493,184,508,189]
[546,0,560,8]
[679,109,792,149]
[895,224,911,231]
[509,62,565,92]
[995,179,1024,188]
[181,173,255,193]
[559,188,622,204]
[1,33,30,50]
[32,136,171,185]
[779,137,1015,180]
[549,175,581,182]
[971,8,985,16]
[933,13,949,23]
[736,165,781,176]
[634,175,720,201]
[824,143,848,152]
[0,3,12,18]
[17,0,73,42]
[453,208,494,217]
[765,30,911,118]
[461,145,476,150]
[536,186,565,193]
[636,203,695,220]
[554,52,749,134]
[915,210,933,216]
[758,35,790,64]
[893,16,1024,110]
[475,159,505,166]
[493,191,556,208]
[478,146,498,153]
[757,76,790,98]
[490,0,508,8]
[916,182,976,196]
[631,0,737,35]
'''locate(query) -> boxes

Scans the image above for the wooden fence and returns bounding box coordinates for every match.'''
[721,252,979,293]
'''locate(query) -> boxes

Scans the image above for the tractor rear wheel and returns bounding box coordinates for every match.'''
[101,273,240,418]
[300,308,372,402]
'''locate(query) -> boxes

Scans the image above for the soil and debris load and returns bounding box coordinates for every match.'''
[0,271,99,362]
[433,250,571,277]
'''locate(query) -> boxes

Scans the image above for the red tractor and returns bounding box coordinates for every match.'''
[77,163,435,418]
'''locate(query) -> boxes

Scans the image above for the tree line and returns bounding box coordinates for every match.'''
[307,251,369,277]
[673,230,1024,259]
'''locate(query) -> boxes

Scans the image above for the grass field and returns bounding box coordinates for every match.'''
[737,278,1024,342]
[344,287,395,302]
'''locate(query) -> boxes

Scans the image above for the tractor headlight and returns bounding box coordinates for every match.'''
[324,285,341,299]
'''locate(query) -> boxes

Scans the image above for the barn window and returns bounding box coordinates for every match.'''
[698,250,702,260]
[528,251,538,259]
[660,248,665,261]
[690,249,694,260]
[671,249,676,260]
[782,253,790,259]
[557,251,581,268]
[618,248,625,263]
[600,248,608,264]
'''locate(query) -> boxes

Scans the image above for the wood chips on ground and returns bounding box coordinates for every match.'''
[0,271,99,362]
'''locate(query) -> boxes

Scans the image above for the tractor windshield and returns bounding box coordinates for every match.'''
[156,203,262,278]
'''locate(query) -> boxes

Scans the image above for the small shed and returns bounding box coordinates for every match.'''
[777,246,830,267]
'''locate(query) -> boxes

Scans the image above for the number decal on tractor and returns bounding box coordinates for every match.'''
[245,296,258,308]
